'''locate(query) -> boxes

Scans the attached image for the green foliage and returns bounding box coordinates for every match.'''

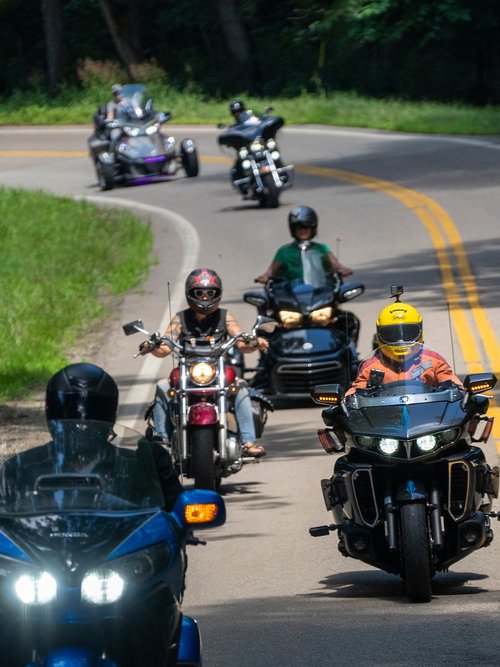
[0,188,153,400]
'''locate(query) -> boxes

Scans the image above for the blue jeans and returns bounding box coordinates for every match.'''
[153,378,256,443]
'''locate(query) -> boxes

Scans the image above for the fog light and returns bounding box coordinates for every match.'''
[460,524,481,546]
[351,533,370,553]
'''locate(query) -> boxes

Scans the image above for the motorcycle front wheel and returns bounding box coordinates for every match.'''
[96,161,115,191]
[190,426,218,490]
[260,173,280,208]
[400,503,432,603]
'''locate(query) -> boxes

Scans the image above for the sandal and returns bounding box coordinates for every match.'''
[242,442,267,458]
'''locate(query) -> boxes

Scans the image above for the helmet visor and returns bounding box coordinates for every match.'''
[46,391,117,422]
[378,323,422,345]
[192,288,220,300]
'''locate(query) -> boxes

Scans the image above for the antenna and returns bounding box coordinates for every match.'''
[446,300,457,372]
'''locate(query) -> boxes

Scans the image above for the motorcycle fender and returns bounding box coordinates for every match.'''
[188,402,218,425]
[178,615,202,666]
[396,479,427,504]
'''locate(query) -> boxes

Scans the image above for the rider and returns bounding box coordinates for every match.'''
[106,83,124,120]
[256,205,353,286]
[346,298,462,396]
[142,268,269,458]
[2,363,183,511]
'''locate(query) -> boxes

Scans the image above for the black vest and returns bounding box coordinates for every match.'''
[178,308,228,347]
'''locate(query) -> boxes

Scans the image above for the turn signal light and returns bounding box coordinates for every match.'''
[315,394,339,404]
[185,503,219,524]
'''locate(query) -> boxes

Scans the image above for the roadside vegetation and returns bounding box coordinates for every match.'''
[1,86,500,136]
[0,188,153,401]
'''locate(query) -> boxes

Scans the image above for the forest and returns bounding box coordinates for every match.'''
[1,0,500,105]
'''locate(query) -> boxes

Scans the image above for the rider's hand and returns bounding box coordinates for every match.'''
[255,274,268,284]
[139,340,152,354]
[338,266,353,277]
[257,337,269,351]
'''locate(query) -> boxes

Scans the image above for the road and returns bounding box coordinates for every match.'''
[1,124,500,666]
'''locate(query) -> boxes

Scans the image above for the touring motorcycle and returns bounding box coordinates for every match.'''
[0,420,225,666]
[88,83,199,191]
[217,107,294,208]
[243,273,364,401]
[123,316,277,490]
[309,351,499,602]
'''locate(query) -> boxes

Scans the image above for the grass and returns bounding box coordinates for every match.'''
[1,87,500,135]
[0,187,153,401]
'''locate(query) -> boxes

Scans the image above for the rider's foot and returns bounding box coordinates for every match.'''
[242,442,267,458]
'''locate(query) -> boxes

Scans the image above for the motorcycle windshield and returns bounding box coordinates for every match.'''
[271,276,340,313]
[344,344,467,439]
[0,420,165,515]
[218,115,284,149]
[117,83,149,121]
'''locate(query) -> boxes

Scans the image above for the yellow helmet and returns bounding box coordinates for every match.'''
[376,302,423,361]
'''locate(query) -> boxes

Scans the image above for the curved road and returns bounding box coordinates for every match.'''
[1,124,500,666]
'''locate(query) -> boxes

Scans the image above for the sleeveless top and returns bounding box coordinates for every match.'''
[178,308,228,347]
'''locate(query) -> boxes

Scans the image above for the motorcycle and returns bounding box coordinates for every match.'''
[123,315,277,490]
[217,107,294,208]
[88,83,199,191]
[0,419,225,666]
[309,349,500,602]
[243,273,364,401]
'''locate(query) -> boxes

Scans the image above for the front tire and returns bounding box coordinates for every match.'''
[96,160,115,190]
[260,173,280,208]
[190,427,217,490]
[180,139,199,177]
[400,503,432,602]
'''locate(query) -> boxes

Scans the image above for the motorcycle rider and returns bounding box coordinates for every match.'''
[256,205,353,286]
[106,83,124,120]
[346,298,462,396]
[2,363,183,511]
[142,268,269,458]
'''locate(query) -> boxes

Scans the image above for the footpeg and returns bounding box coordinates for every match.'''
[309,524,340,537]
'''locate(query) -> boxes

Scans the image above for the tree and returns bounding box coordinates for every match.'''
[99,0,143,76]
[216,0,257,90]
[41,0,67,94]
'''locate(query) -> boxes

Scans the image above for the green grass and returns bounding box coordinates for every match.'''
[0,188,153,400]
[1,87,500,135]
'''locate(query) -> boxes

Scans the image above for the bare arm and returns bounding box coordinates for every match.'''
[325,252,352,277]
[256,259,282,284]
[226,311,268,353]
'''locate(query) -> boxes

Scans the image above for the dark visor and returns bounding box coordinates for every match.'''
[46,391,117,422]
[378,323,422,345]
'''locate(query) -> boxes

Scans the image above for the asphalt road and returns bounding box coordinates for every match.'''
[1,124,500,666]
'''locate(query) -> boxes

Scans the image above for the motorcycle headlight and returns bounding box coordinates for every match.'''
[266,139,277,150]
[145,124,159,135]
[250,140,264,153]
[15,571,57,605]
[189,361,217,385]
[123,125,141,137]
[356,436,376,449]
[309,306,333,325]
[416,434,437,452]
[81,568,124,605]
[438,428,460,444]
[241,159,251,170]
[278,310,303,328]
[239,148,249,158]
[379,438,399,455]
[271,150,281,161]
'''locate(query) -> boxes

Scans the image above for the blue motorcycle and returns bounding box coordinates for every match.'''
[0,420,225,666]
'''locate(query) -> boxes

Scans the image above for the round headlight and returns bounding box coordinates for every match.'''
[241,159,251,170]
[271,150,281,161]
[15,571,57,605]
[239,148,249,158]
[81,568,124,605]
[266,139,277,150]
[416,434,437,452]
[250,140,263,152]
[439,428,459,444]
[357,436,375,449]
[189,361,216,385]
[379,438,399,455]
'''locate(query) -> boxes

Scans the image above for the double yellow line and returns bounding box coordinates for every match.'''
[297,164,500,454]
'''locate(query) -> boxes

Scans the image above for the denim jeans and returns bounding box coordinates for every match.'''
[153,378,256,443]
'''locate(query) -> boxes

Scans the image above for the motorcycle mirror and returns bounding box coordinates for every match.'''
[311,384,344,406]
[122,319,146,336]
[340,283,365,302]
[245,292,267,308]
[253,315,278,335]
[463,372,497,394]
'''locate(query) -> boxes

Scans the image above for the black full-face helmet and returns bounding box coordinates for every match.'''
[45,363,119,426]
[288,205,318,239]
[229,100,246,119]
[185,268,222,315]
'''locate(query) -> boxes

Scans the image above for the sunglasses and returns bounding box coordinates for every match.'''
[192,288,219,299]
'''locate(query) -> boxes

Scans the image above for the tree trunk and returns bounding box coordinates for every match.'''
[99,0,143,74]
[216,0,257,90]
[41,0,66,94]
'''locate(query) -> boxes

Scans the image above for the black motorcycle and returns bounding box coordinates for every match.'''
[217,107,293,208]
[309,352,499,602]
[243,274,364,401]
[88,83,199,191]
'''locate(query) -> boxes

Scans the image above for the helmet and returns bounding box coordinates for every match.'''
[376,302,423,362]
[111,83,122,96]
[185,268,222,315]
[45,363,119,425]
[229,100,245,118]
[288,206,318,239]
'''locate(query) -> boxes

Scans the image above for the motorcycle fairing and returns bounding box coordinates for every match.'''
[218,116,284,150]
[272,327,348,357]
